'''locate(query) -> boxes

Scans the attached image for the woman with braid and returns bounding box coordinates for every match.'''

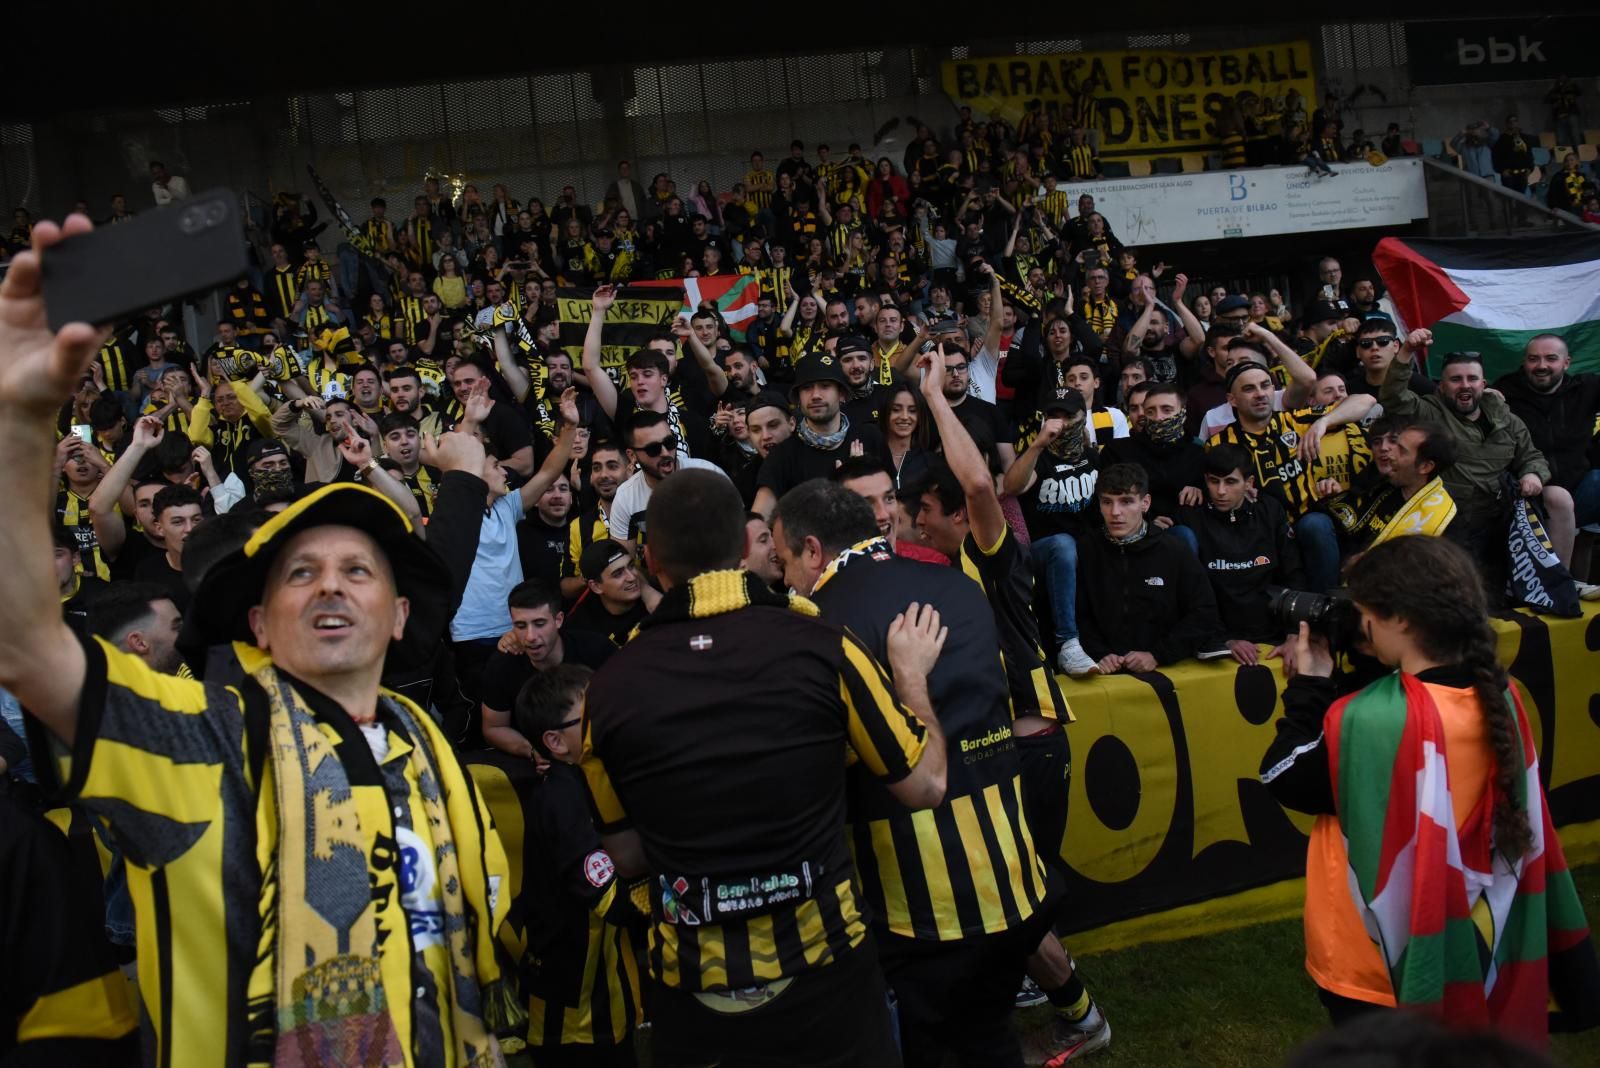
[1259,536,1598,1046]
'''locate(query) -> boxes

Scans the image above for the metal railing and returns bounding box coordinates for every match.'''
[1420,157,1598,238]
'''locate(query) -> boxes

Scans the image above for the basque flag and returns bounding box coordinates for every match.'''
[635,275,761,341]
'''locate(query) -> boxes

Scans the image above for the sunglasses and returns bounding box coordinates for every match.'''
[1357,336,1397,349]
[635,434,679,457]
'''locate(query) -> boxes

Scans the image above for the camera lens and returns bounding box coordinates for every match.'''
[203,201,227,227]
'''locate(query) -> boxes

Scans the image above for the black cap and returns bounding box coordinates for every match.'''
[834,334,872,358]
[243,438,291,470]
[593,227,613,239]
[1306,299,1345,324]
[580,540,630,582]
[1359,312,1397,333]
[1042,388,1086,417]
[1215,294,1250,315]
[791,351,850,390]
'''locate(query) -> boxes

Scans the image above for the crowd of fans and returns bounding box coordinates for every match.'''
[3,99,1600,1067]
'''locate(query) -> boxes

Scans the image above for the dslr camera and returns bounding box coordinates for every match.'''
[1268,588,1361,650]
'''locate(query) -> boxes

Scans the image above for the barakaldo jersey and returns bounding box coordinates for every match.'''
[1209,407,1370,518]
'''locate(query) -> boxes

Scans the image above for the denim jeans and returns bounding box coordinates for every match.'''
[1168,524,1200,556]
[1573,468,1600,528]
[1295,511,1340,593]
[1030,533,1080,647]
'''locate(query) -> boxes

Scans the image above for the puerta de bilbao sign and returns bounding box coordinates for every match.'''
[942,41,1316,160]
[1058,158,1428,246]
[1405,18,1600,85]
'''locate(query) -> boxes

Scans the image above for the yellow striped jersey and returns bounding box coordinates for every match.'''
[57,489,110,580]
[957,527,1071,723]
[1208,406,1372,518]
[266,265,300,320]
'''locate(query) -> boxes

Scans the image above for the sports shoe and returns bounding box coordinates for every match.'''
[1015,975,1049,1009]
[1042,1003,1111,1065]
[1056,639,1098,677]
[1576,581,1600,602]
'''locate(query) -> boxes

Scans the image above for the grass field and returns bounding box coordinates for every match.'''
[1016,864,1600,1067]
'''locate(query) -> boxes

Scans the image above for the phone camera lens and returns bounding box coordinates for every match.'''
[204,202,227,227]
[178,206,205,234]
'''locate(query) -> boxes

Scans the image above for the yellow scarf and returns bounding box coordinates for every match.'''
[1372,477,1456,546]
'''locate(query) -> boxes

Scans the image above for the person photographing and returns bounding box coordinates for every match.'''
[1259,535,1598,1044]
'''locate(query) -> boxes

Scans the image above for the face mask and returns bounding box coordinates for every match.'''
[253,467,295,502]
[1047,422,1088,461]
[1143,411,1187,446]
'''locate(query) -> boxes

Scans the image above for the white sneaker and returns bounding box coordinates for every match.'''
[1044,1002,1111,1064]
[1577,581,1600,602]
[1056,639,1098,677]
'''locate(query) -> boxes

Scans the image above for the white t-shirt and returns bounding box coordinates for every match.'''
[607,457,729,542]
[968,344,1000,403]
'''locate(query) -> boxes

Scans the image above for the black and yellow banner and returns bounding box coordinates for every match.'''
[468,604,1600,949]
[942,41,1316,160]
[557,285,683,374]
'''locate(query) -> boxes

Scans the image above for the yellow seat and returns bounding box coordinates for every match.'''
[1585,129,1600,146]
[1539,131,1558,148]
[1180,154,1205,173]
[1129,159,1152,177]
[1579,144,1598,163]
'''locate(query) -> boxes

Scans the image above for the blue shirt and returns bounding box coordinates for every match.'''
[451,492,524,641]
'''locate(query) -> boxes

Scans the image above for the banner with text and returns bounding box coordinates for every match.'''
[1060,158,1427,246]
[556,285,683,376]
[942,42,1316,160]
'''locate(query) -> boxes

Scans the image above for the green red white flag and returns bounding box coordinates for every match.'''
[1372,234,1600,379]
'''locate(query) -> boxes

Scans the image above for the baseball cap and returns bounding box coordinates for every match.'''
[1215,295,1250,316]
[1042,388,1087,417]
[1358,312,1397,334]
[1306,299,1345,324]
[791,351,851,391]
[243,439,291,470]
[580,541,631,582]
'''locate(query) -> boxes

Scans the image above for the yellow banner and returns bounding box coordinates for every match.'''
[942,41,1317,160]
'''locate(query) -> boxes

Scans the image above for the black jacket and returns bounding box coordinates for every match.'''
[1493,370,1600,492]
[1074,525,1225,664]
[1101,434,1205,523]
[1177,496,1304,643]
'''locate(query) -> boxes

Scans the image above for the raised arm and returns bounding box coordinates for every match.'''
[492,328,535,404]
[979,265,1005,359]
[1002,415,1063,497]
[918,347,1006,550]
[581,284,621,419]
[88,415,164,559]
[672,316,728,396]
[517,388,580,512]
[1244,322,1316,406]
[1168,274,1206,359]
[338,434,423,529]
[0,217,103,742]
[1121,298,1157,358]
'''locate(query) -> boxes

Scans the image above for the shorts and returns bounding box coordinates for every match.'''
[1016,724,1072,877]
[648,937,897,1068]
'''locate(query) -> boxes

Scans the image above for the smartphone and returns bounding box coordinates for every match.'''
[71,423,94,444]
[43,190,250,330]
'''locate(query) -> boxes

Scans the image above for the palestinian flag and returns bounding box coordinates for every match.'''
[636,275,760,341]
[1372,233,1600,379]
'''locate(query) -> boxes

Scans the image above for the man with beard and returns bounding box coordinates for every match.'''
[940,340,1017,475]
[1380,342,1573,574]
[562,441,628,600]
[720,346,763,404]
[752,351,890,517]
[446,359,535,475]
[1003,389,1102,676]
[1102,383,1206,537]
[517,472,574,587]
[608,411,729,544]
[837,335,894,427]
[1494,333,1600,555]
[1327,418,1462,559]
[567,541,659,647]
[90,582,186,675]
[1346,276,1382,318]
[378,411,440,517]
[1120,274,1202,385]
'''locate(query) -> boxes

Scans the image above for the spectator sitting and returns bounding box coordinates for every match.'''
[1176,444,1303,663]
[1101,383,1206,538]
[1493,333,1600,547]
[1074,462,1227,673]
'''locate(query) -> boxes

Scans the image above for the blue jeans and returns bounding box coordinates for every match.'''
[1295,511,1340,593]
[1573,469,1600,528]
[1030,533,1080,647]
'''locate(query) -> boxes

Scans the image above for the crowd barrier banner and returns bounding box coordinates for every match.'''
[556,285,683,374]
[941,42,1316,161]
[466,604,1600,948]
[1056,158,1428,246]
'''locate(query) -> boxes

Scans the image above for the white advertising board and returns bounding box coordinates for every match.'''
[1062,158,1428,245]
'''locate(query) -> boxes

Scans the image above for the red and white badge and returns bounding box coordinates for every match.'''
[583,850,616,888]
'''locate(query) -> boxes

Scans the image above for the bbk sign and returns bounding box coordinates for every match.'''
[1405,18,1600,85]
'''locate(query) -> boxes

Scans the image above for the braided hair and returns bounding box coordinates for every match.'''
[1346,536,1534,861]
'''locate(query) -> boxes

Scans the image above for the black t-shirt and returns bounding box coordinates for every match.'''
[516,515,572,586]
[957,527,1069,721]
[479,633,616,713]
[1131,342,1185,386]
[134,553,190,612]
[947,396,1011,465]
[1018,448,1100,540]
[613,390,710,459]
[110,533,163,585]
[842,383,894,430]
[566,593,648,648]
[757,424,891,498]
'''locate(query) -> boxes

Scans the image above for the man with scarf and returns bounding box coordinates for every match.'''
[1328,418,1461,558]
[752,350,890,518]
[1102,383,1206,539]
[0,215,521,1066]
